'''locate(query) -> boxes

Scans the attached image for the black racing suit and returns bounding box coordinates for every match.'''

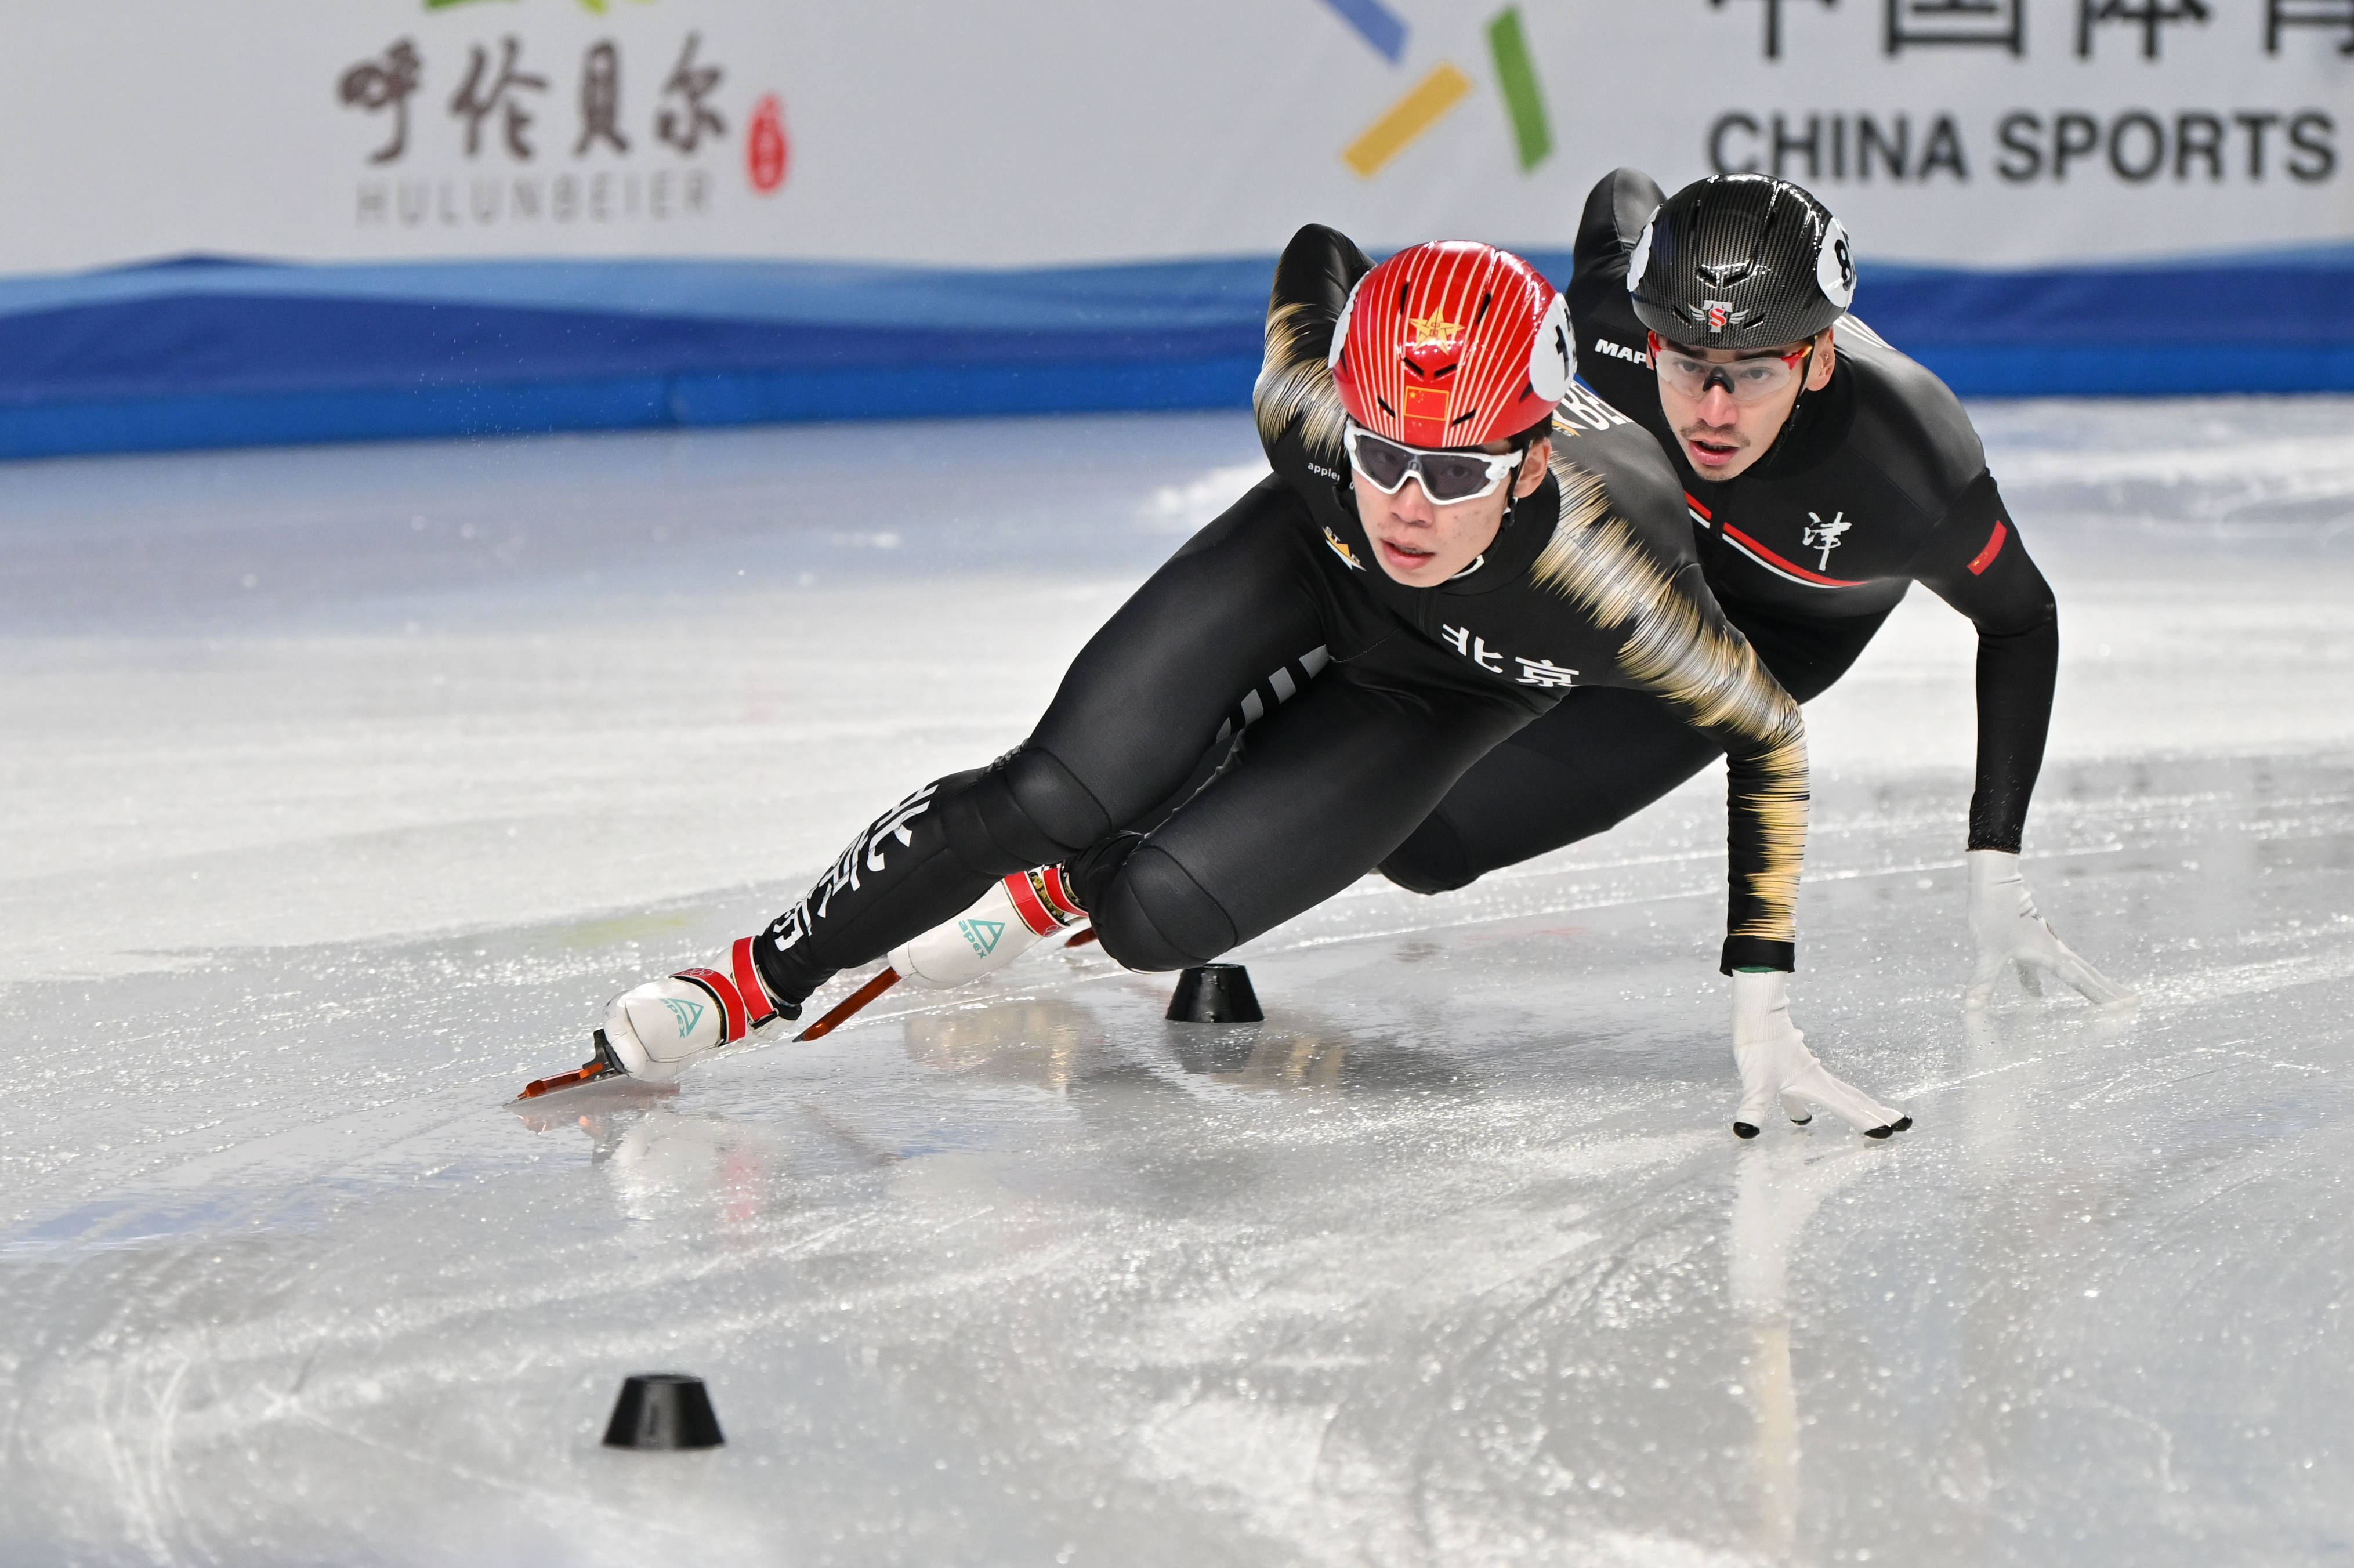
[749,223,1815,1014]
[1381,168,2060,894]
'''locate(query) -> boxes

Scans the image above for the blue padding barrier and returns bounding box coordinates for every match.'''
[1850,253,2354,397]
[0,360,1270,461]
[0,255,1280,460]
[1,249,2351,459]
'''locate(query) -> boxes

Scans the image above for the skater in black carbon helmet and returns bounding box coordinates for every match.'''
[1381,170,2132,1011]
[553,230,1906,1141]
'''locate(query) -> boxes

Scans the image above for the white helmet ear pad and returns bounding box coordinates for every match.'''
[1626,208,1660,296]
[1328,277,1364,372]
[1816,217,1856,310]
[1527,292,1574,404]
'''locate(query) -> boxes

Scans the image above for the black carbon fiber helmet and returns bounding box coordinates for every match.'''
[1627,175,1855,350]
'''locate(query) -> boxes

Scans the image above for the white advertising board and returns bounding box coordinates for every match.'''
[2,0,2351,277]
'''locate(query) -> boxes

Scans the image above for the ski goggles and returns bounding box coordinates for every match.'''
[1343,423,1527,504]
[1648,332,1812,405]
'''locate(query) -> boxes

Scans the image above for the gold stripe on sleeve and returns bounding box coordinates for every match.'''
[1531,446,1810,944]
[1254,300,1350,469]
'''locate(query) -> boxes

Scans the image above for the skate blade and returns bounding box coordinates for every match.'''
[796,967,901,1041]
[516,1060,623,1100]
[514,1028,630,1101]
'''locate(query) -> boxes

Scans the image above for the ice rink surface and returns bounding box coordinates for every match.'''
[3,400,2351,1566]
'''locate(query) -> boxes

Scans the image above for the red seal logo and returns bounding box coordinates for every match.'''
[747,93,789,193]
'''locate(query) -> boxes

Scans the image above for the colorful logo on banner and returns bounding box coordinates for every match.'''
[1323,0,1552,178]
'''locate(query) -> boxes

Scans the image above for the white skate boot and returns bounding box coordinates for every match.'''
[600,936,785,1082]
[888,867,1087,990]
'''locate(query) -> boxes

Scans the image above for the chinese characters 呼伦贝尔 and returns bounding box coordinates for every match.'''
[338,33,728,164]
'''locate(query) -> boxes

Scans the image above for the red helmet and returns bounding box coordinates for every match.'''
[1328,241,1573,450]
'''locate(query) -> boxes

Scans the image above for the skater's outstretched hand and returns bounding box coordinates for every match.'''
[1964,849,2135,1011]
[1731,971,1909,1140]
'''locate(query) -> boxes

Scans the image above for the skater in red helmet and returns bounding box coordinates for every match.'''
[560,233,1904,1143]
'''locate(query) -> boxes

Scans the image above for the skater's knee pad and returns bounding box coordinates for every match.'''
[1063,830,1144,915]
[1378,812,1478,896]
[1087,844,1238,972]
[939,746,1113,874]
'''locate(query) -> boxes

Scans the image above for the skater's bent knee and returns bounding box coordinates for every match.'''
[1087,845,1238,972]
[940,747,1113,872]
[1378,815,1477,896]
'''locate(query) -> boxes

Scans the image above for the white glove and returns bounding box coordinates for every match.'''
[1732,971,1910,1140]
[1965,849,2135,1010]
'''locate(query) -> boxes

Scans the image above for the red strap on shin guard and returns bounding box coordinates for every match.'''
[676,967,748,1042]
[730,936,778,1026]
[1039,864,1084,922]
[1001,870,1064,936]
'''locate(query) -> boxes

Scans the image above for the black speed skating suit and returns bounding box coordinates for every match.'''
[1382,168,2061,895]
[750,223,1816,1013]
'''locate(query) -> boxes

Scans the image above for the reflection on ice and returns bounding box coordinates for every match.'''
[1729,1142,1888,1562]
[903,998,1102,1091]
[3,403,2354,1562]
